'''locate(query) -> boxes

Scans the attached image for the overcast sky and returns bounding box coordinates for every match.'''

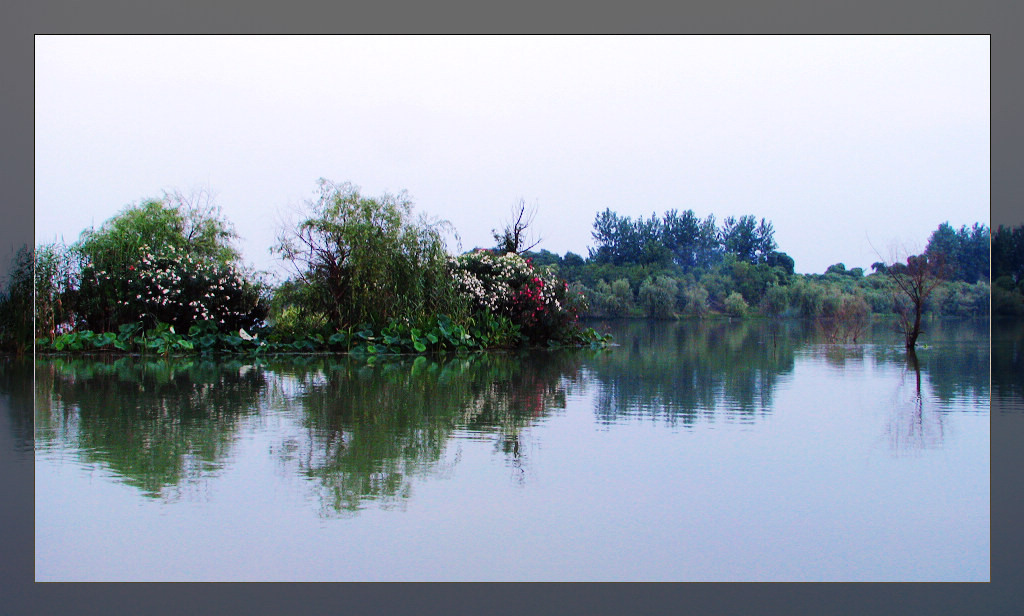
[35,35,989,278]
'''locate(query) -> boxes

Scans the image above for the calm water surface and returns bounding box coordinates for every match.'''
[33,318,991,581]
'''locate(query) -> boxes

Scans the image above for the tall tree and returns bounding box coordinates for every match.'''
[720,215,776,264]
[993,224,1024,284]
[661,208,702,269]
[924,221,989,283]
[589,208,623,264]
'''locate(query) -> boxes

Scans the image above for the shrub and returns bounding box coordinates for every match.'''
[724,291,748,317]
[681,284,709,318]
[72,192,251,332]
[639,276,678,319]
[761,284,789,318]
[81,243,268,333]
[610,278,635,316]
[451,250,584,343]
[790,280,825,317]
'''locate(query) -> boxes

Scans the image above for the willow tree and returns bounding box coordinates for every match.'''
[272,179,465,329]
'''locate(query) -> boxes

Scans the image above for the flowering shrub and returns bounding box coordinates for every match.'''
[81,244,267,332]
[451,250,586,343]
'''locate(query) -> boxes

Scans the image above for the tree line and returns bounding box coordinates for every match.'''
[992,223,1024,315]
[0,183,1001,353]
[520,209,992,348]
[3,182,606,355]
[588,208,789,272]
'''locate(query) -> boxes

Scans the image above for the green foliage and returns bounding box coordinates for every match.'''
[992,224,1024,314]
[561,251,585,268]
[33,243,82,339]
[269,305,331,341]
[825,262,848,276]
[610,278,636,317]
[925,221,989,283]
[993,224,1024,283]
[71,192,258,333]
[816,291,871,343]
[638,276,678,319]
[724,291,749,317]
[680,284,709,318]
[928,281,990,317]
[761,284,789,318]
[0,246,35,352]
[993,284,1024,316]
[452,250,586,343]
[589,208,722,268]
[273,179,465,330]
[719,215,777,265]
[728,260,786,306]
[765,251,796,276]
[788,279,826,318]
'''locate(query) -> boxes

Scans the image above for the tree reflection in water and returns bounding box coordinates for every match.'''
[30,318,991,515]
[35,356,266,498]
[265,352,586,516]
[885,350,946,454]
[585,319,802,427]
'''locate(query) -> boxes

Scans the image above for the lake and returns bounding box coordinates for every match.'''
[33,317,991,582]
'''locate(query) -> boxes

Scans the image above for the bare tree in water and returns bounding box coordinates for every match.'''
[886,253,946,350]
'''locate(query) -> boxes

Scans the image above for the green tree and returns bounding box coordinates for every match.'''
[761,284,789,318]
[724,291,749,317]
[639,276,678,319]
[925,221,989,283]
[72,190,263,332]
[720,215,776,264]
[993,224,1024,284]
[273,179,463,330]
[681,284,710,318]
[765,251,795,276]
[0,247,34,352]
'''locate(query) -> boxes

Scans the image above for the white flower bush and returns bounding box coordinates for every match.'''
[449,250,584,342]
[100,243,267,331]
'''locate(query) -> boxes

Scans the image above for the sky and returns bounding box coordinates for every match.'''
[34,35,989,279]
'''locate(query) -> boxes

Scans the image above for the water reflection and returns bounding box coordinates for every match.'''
[35,356,267,497]
[264,352,585,515]
[993,317,1023,411]
[0,356,33,453]
[34,352,588,515]
[29,318,992,514]
[885,351,947,453]
[585,319,802,426]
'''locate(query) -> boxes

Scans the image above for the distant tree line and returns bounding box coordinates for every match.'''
[588,209,787,271]
[992,223,1024,315]
[519,211,992,343]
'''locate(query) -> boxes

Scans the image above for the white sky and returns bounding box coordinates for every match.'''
[35,35,989,278]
